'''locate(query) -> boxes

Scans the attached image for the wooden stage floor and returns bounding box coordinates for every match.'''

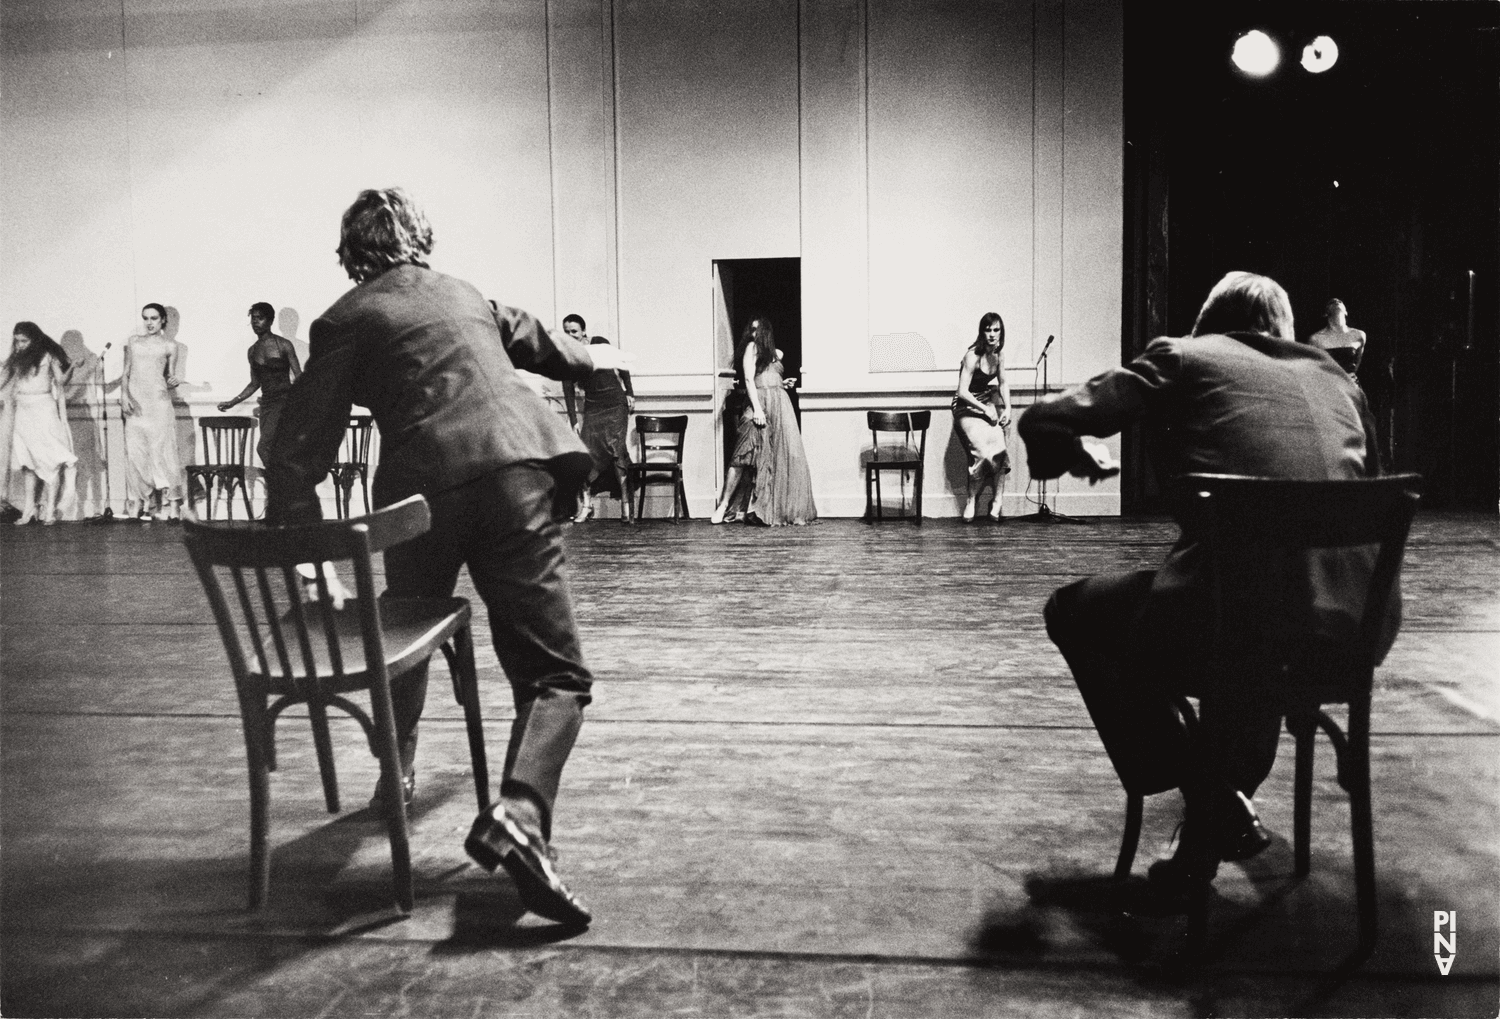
[2,514,1497,1017]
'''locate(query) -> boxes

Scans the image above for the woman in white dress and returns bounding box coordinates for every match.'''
[121,302,182,520]
[3,322,78,524]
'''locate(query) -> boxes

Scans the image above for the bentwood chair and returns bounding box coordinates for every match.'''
[182,495,491,913]
[1112,472,1420,958]
[330,414,375,519]
[863,411,929,524]
[626,415,690,521]
[186,416,257,520]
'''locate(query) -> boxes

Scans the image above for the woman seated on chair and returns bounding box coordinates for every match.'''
[710,316,816,526]
[952,312,1012,522]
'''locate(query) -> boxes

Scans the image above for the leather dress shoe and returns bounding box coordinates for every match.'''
[1148,789,1274,895]
[368,770,416,815]
[465,805,592,927]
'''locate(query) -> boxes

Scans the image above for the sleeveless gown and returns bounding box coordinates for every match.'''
[124,336,181,500]
[730,359,816,526]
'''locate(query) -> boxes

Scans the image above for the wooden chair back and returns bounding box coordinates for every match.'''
[867,410,930,465]
[634,415,688,464]
[199,416,255,467]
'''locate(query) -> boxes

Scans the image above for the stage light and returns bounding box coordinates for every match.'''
[1232,30,1280,77]
[1302,35,1339,73]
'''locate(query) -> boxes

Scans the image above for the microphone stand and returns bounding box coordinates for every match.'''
[85,345,116,523]
[1012,335,1088,525]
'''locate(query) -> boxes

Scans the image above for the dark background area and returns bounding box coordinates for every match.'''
[1123,1,1499,512]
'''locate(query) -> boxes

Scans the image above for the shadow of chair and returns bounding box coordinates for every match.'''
[1112,471,1421,960]
[182,495,491,914]
[625,415,690,521]
[863,410,929,524]
[330,414,375,520]
[186,416,257,520]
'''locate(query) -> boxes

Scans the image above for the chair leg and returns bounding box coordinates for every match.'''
[246,757,271,910]
[452,625,490,810]
[1289,713,1316,878]
[863,468,872,522]
[1348,696,1378,952]
[239,471,255,521]
[375,736,415,914]
[306,698,341,814]
[676,474,690,520]
[239,696,274,910]
[874,469,883,520]
[1115,792,1144,881]
[913,467,923,525]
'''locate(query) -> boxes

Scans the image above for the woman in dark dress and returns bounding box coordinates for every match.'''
[562,315,634,523]
[218,301,302,466]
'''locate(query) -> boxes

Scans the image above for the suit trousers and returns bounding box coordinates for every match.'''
[1044,571,1282,798]
[383,462,592,840]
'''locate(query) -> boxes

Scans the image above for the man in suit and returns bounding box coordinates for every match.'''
[1019,271,1396,891]
[266,187,625,927]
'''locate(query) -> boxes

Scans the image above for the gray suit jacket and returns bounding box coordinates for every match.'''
[266,264,595,523]
[1020,330,1399,662]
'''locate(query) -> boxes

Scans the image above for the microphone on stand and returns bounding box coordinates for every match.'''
[90,342,116,521]
[1035,334,1055,366]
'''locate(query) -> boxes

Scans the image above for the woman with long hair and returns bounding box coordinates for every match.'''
[952,311,1012,521]
[3,322,78,524]
[710,316,816,525]
[121,302,182,520]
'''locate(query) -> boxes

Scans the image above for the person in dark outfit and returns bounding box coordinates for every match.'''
[1020,271,1399,893]
[219,302,302,466]
[561,314,634,523]
[265,187,628,927]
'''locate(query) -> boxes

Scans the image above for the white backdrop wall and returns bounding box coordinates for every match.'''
[1,0,1123,518]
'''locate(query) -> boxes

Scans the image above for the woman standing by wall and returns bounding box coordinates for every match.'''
[121,302,182,520]
[710,316,816,526]
[952,312,1012,521]
[218,301,302,466]
[561,315,634,523]
[2,322,78,524]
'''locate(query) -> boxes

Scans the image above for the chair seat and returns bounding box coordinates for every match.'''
[256,597,470,692]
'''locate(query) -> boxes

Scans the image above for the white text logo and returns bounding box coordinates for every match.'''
[1434,911,1457,975]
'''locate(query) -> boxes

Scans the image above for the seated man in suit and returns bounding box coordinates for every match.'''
[1019,271,1397,892]
[266,187,629,927]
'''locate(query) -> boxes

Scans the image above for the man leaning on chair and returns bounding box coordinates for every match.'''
[1020,271,1399,896]
[264,187,629,928]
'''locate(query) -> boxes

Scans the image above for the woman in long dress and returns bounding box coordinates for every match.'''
[710,316,816,526]
[561,316,634,523]
[3,322,78,524]
[121,302,182,520]
[952,312,1013,522]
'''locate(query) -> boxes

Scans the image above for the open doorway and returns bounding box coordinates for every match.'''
[712,257,802,477]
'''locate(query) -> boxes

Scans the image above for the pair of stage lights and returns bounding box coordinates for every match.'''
[1232,30,1339,77]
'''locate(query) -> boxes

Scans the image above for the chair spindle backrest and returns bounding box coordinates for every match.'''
[340,415,375,466]
[183,496,431,700]
[200,416,255,468]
